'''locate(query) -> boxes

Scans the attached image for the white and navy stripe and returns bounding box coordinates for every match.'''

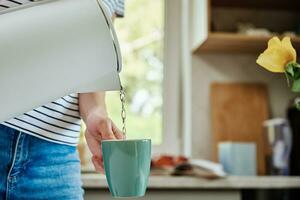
[0,0,33,11]
[3,94,82,146]
[0,0,125,146]
[103,0,125,17]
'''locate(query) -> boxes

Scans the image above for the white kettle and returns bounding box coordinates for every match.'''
[0,0,122,122]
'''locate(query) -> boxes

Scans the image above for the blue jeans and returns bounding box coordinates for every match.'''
[0,124,83,200]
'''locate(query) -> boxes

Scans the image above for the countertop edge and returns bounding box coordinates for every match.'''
[81,174,300,189]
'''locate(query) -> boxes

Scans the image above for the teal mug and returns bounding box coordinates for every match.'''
[102,139,151,198]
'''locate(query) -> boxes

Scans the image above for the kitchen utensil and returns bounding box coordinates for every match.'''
[0,0,122,122]
[219,142,257,175]
[102,139,151,198]
[263,118,292,175]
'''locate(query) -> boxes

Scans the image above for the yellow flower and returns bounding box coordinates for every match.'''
[256,37,297,73]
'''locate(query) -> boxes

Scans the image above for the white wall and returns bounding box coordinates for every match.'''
[191,53,296,159]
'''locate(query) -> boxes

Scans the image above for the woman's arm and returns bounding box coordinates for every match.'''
[78,0,125,172]
[79,92,123,173]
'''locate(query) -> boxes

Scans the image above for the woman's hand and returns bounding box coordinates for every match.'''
[79,92,124,173]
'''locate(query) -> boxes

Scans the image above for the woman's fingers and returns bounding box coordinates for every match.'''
[97,118,116,140]
[85,130,102,158]
[85,130,105,173]
[112,121,124,139]
[85,117,123,173]
[92,155,105,173]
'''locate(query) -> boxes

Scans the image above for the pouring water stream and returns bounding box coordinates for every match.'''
[119,85,127,139]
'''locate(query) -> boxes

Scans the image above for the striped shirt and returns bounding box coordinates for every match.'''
[0,0,125,146]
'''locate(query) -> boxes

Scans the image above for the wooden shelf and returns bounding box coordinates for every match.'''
[211,0,300,11]
[193,32,300,54]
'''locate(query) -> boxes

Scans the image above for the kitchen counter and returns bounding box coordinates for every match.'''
[82,174,300,200]
[82,173,300,189]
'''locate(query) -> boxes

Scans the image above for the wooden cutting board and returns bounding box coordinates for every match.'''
[211,83,269,175]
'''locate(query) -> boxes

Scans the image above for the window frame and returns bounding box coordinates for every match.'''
[152,0,182,155]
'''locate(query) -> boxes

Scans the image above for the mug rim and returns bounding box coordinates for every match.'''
[101,139,151,143]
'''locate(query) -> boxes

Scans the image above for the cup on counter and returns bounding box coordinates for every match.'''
[102,139,151,198]
[219,142,257,176]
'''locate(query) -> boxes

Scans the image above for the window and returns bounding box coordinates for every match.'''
[106,0,165,145]
[80,1,181,162]
[79,1,182,171]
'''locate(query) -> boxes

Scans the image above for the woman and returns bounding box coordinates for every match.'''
[0,0,125,199]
